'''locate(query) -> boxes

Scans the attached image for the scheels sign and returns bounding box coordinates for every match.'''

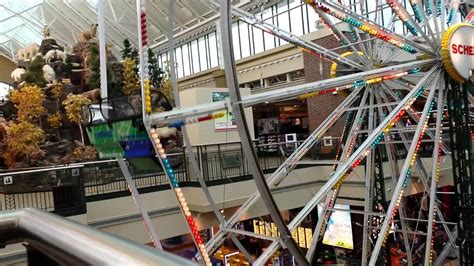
[451,44,474,55]
[442,23,474,82]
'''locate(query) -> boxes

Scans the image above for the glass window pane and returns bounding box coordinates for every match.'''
[289,6,304,36]
[232,22,241,60]
[239,23,251,58]
[263,31,276,50]
[307,5,318,33]
[182,44,191,77]
[252,27,265,54]
[208,32,219,67]
[175,47,183,78]
[190,40,200,74]
[277,3,290,31]
[198,37,208,71]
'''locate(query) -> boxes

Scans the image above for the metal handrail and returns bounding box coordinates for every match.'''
[0,208,196,265]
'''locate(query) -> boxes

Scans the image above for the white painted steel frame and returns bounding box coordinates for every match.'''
[135,1,462,264]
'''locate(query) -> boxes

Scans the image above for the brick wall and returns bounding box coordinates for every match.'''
[303,34,349,138]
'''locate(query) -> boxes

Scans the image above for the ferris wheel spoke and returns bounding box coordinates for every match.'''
[313,0,435,55]
[208,0,366,70]
[306,87,371,262]
[383,83,453,155]
[204,86,365,256]
[412,0,440,47]
[219,1,308,263]
[423,71,445,266]
[387,0,437,50]
[361,88,377,265]
[255,66,440,264]
[369,70,441,264]
[373,90,416,265]
[313,8,373,66]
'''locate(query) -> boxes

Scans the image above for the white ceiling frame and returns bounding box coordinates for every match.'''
[63,0,127,54]
[0,3,42,23]
[0,23,26,35]
[149,0,254,50]
[178,0,206,21]
[42,1,89,48]
[147,0,181,31]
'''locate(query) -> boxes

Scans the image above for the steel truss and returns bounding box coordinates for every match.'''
[120,0,467,265]
[447,79,474,265]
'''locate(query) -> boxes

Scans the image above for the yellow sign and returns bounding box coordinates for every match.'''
[252,219,313,248]
[298,227,306,248]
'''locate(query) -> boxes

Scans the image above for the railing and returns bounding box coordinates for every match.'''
[0,208,195,265]
[0,138,341,213]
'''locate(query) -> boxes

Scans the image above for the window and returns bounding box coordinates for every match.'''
[175,46,183,78]
[239,22,251,58]
[182,44,191,77]
[155,0,333,78]
[190,40,200,74]
[208,32,219,68]
[252,27,265,54]
[289,3,304,36]
[232,22,241,60]
[198,37,208,71]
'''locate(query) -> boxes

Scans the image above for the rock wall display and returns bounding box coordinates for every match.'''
[1,28,170,170]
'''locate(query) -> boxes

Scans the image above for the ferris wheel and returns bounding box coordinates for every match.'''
[125,0,473,265]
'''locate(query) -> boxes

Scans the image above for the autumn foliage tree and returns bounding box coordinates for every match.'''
[63,94,91,145]
[122,57,140,95]
[11,84,46,123]
[6,121,45,165]
[6,84,46,167]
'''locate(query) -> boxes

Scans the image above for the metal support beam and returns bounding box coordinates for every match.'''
[219,1,308,264]
[369,71,440,264]
[117,159,162,249]
[424,71,445,266]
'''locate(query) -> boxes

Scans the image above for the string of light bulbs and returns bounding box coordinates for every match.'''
[297,68,421,100]
[305,0,417,54]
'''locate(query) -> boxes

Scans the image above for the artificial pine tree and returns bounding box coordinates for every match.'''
[121,39,133,60]
[22,56,47,87]
[131,48,139,72]
[147,48,164,88]
[87,45,101,90]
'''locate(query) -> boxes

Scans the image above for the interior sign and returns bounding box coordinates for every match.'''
[442,23,474,82]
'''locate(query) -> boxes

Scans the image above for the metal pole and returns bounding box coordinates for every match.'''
[0,209,196,265]
[424,73,444,266]
[166,0,253,261]
[374,90,413,265]
[306,87,369,262]
[369,71,440,265]
[380,84,459,258]
[117,159,162,249]
[149,59,435,125]
[219,1,308,264]
[361,88,376,265]
[97,0,108,100]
